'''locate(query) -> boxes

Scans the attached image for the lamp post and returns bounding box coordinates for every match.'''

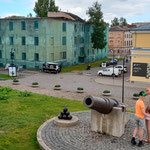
[122,56,125,103]
[110,49,114,79]
[10,48,15,79]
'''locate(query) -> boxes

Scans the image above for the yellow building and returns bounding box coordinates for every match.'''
[130,24,150,82]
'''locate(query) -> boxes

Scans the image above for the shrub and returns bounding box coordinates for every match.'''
[0,94,8,100]
[13,79,19,82]
[103,90,110,93]
[0,87,12,94]
[32,82,39,85]
[77,87,84,90]
[133,93,139,97]
[55,85,61,88]
[19,91,31,97]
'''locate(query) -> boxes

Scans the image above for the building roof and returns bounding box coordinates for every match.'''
[109,26,127,31]
[131,24,150,31]
[0,11,85,23]
[48,11,85,22]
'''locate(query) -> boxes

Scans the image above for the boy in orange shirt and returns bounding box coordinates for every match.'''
[131,91,150,147]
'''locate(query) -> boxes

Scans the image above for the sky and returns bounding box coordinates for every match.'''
[0,0,150,24]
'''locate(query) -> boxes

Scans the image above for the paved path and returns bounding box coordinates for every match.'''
[38,111,150,150]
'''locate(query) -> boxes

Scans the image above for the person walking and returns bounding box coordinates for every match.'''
[145,87,150,143]
[131,91,150,147]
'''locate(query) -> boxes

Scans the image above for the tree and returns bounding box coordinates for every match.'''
[119,17,127,26]
[111,17,119,27]
[49,0,59,11]
[34,0,59,17]
[27,13,32,17]
[111,17,127,27]
[86,2,107,50]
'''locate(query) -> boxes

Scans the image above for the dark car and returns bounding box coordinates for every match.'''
[41,62,61,73]
[109,59,118,65]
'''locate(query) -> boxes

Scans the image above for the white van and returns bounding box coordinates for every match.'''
[97,68,121,77]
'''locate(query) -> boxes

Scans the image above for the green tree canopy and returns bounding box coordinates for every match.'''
[34,0,59,17]
[87,1,107,49]
[111,17,127,27]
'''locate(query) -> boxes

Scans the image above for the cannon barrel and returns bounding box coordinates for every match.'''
[83,96,119,114]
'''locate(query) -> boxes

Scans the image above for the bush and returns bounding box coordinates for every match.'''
[13,79,19,82]
[0,87,12,94]
[77,87,84,90]
[0,94,8,100]
[103,90,110,93]
[133,93,139,97]
[55,85,61,88]
[32,82,39,85]
[19,91,31,97]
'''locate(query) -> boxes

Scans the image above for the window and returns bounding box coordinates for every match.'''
[22,36,26,45]
[0,22,1,30]
[87,49,89,56]
[74,37,77,45]
[51,53,54,61]
[74,24,77,32]
[60,52,67,59]
[80,37,84,44]
[0,37,1,45]
[34,53,39,61]
[34,37,39,45]
[80,47,85,56]
[50,37,54,45]
[9,22,13,31]
[62,37,66,45]
[22,53,26,60]
[21,21,26,30]
[62,23,66,32]
[0,50,2,58]
[10,37,14,45]
[34,21,38,29]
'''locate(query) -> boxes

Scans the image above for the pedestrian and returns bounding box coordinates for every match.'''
[144,87,150,143]
[131,91,150,147]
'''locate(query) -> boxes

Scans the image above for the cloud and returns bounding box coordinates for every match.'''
[55,0,150,23]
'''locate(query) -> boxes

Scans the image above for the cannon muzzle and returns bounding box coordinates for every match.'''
[83,96,119,114]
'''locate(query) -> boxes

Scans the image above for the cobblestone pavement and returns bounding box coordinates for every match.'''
[40,111,150,150]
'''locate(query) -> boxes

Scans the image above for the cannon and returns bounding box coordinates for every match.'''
[83,96,120,114]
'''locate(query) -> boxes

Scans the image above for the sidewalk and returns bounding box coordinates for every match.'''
[95,77,150,88]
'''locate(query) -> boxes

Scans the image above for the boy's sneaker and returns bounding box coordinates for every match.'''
[138,141,144,147]
[131,137,136,145]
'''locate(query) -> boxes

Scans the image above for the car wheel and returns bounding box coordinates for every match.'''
[99,73,102,76]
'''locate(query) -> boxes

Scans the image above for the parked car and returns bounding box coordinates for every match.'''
[114,65,127,73]
[97,68,121,77]
[41,62,61,73]
[109,59,118,65]
[100,61,110,67]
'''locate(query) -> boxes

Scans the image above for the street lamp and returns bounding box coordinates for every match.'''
[122,56,125,103]
[9,48,15,79]
[10,48,15,66]
[110,49,114,79]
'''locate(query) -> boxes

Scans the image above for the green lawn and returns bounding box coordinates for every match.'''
[0,87,88,150]
[62,58,110,72]
[0,74,11,80]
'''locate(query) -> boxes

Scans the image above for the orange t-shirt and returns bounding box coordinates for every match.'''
[135,99,145,119]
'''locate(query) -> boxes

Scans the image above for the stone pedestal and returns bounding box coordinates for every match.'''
[91,107,129,137]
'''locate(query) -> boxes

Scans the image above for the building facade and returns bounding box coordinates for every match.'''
[0,13,108,69]
[130,24,150,82]
[108,26,132,57]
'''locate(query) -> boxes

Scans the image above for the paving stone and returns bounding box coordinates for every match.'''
[39,111,150,150]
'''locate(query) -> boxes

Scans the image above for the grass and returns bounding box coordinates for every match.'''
[61,58,110,72]
[0,74,11,80]
[0,87,88,150]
